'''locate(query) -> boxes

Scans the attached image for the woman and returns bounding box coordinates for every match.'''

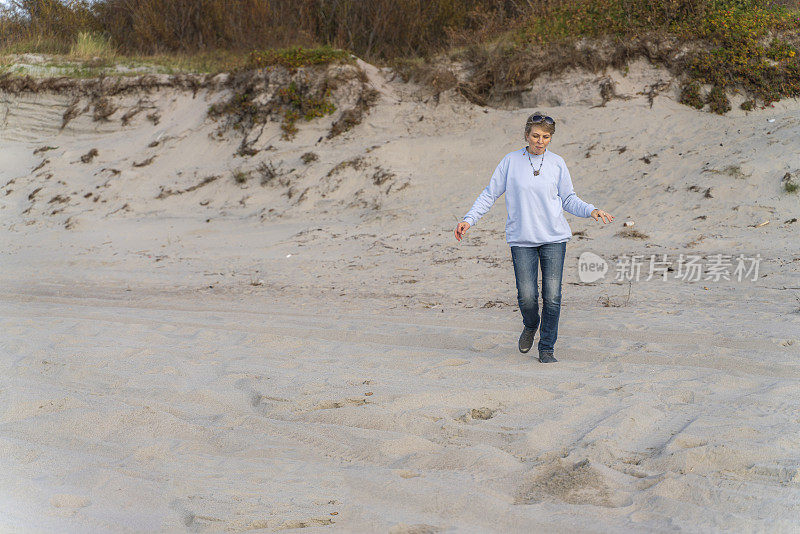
[454,112,614,363]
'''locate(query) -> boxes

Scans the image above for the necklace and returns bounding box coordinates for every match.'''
[525,147,545,176]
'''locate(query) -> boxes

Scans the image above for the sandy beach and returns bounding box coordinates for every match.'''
[2,58,800,532]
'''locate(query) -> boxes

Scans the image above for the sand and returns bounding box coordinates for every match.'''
[1,58,799,533]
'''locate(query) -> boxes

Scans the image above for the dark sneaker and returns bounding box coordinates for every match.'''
[518,327,536,353]
[538,351,557,363]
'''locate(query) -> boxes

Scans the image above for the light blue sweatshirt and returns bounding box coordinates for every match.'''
[463,147,595,247]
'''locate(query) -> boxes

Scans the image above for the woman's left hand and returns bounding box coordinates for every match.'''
[591,209,614,224]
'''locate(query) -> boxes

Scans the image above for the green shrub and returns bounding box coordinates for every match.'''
[679,0,800,109]
[679,81,705,109]
[277,81,336,140]
[209,77,337,142]
[706,85,731,114]
[766,38,797,61]
[232,169,250,183]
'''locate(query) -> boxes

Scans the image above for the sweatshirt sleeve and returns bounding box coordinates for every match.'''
[463,155,509,226]
[557,159,595,218]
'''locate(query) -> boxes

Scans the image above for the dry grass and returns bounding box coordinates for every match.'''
[615,227,650,239]
[232,169,250,184]
[70,31,114,60]
[598,282,633,307]
[80,148,98,163]
[327,86,379,139]
[155,175,219,199]
[783,172,799,193]
[327,157,367,178]
[301,152,319,164]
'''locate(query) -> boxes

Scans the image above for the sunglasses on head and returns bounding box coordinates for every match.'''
[529,114,555,125]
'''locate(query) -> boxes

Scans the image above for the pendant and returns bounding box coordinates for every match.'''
[533,171,539,176]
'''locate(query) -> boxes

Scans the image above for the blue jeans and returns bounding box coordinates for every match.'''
[510,242,566,353]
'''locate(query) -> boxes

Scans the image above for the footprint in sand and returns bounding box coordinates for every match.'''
[748,461,800,484]
[414,358,469,376]
[311,398,368,411]
[276,518,334,530]
[50,494,91,516]
[394,469,422,479]
[456,407,495,423]
[439,358,470,366]
[470,407,494,420]
[184,513,224,528]
[247,391,290,409]
[50,494,91,509]
[388,524,443,534]
[556,381,585,391]
[658,389,695,404]
[231,377,287,409]
[470,333,506,352]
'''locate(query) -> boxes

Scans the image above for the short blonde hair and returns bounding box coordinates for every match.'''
[524,111,555,138]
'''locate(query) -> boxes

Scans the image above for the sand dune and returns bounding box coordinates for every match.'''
[1,58,799,532]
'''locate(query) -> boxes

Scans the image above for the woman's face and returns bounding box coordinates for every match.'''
[526,126,552,155]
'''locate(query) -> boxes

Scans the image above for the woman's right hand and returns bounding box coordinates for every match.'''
[455,221,470,241]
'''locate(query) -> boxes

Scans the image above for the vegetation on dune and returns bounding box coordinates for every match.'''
[246,46,353,71]
[679,81,706,109]
[207,64,348,142]
[275,81,337,140]
[784,172,800,193]
[0,0,799,113]
[455,0,800,112]
[679,1,800,110]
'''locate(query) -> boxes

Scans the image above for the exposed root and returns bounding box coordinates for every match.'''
[327,85,379,139]
[156,175,220,199]
[80,148,98,163]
